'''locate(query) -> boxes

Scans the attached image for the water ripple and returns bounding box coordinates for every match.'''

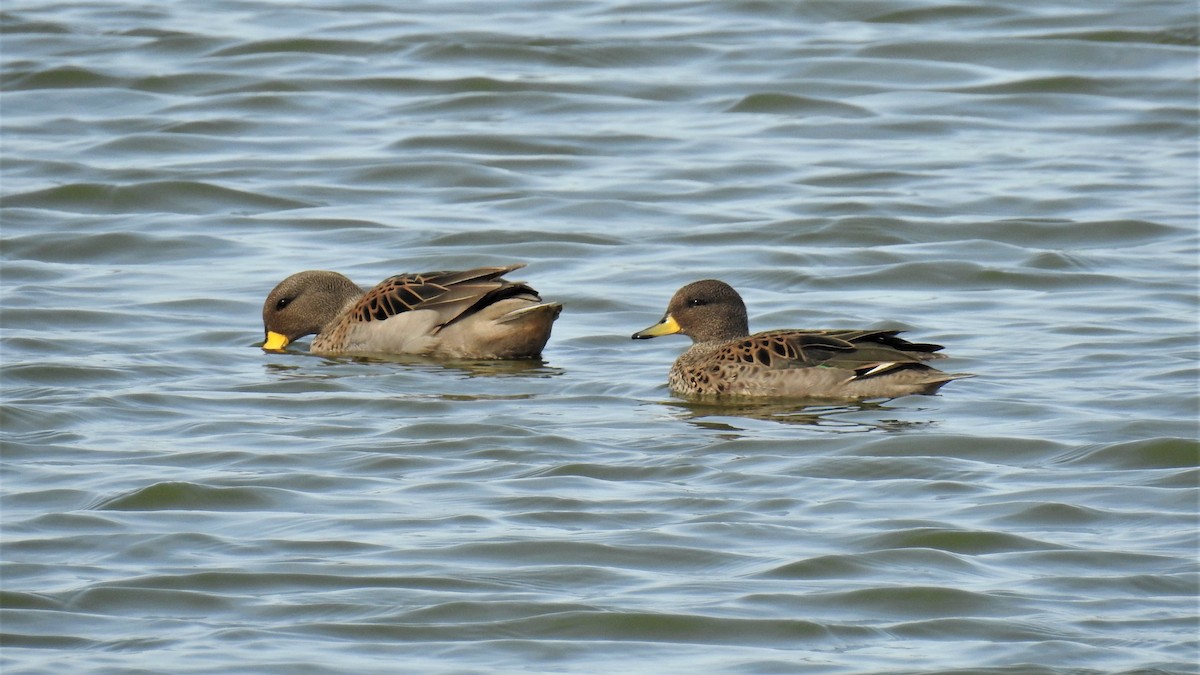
[1,0,1195,673]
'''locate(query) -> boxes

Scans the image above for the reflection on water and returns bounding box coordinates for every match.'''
[263,351,565,379]
[347,353,564,379]
[665,397,941,433]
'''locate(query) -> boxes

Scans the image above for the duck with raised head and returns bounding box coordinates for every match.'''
[262,263,561,359]
[632,279,971,399]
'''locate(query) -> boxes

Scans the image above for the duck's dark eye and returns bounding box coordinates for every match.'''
[688,298,707,307]
[276,297,292,310]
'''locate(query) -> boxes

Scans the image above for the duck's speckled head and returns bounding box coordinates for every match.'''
[632,279,750,344]
[262,270,361,350]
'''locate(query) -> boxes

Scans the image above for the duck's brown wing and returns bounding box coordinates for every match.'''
[720,329,946,378]
[350,264,539,328]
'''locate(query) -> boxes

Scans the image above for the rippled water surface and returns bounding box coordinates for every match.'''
[2,1,1197,673]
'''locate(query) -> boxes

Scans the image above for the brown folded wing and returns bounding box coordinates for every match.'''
[720,328,947,378]
[350,264,539,329]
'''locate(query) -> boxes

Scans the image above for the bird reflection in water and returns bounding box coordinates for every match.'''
[665,397,940,434]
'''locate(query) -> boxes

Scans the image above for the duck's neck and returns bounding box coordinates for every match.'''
[691,318,749,344]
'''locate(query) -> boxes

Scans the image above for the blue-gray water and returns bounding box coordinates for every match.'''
[2,1,1197,673]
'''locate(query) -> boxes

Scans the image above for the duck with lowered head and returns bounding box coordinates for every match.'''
[262,263,560,359]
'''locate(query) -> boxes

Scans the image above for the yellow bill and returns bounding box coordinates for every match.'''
[262,331,291,351]
[631,313,681,339]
